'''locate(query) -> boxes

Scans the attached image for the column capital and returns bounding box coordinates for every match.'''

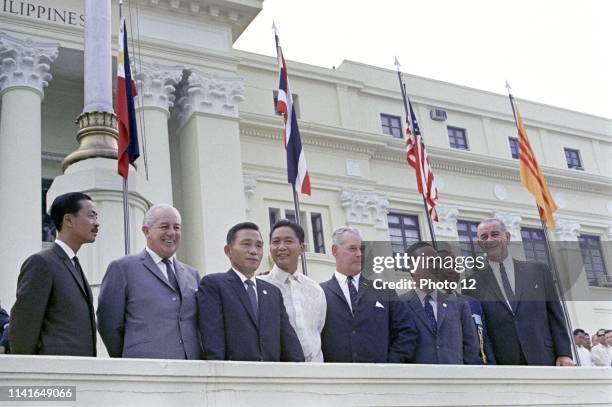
[553,218,581,242]
[340,189,389,229]
[0,33,59,96]
[175,69,244,125]
[493,211,523,241]
[134,60,184,114]
[434,205,459,239]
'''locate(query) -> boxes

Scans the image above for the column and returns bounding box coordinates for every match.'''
[134,60,184,204]
[0,33,58,309]
[174,69,246,275]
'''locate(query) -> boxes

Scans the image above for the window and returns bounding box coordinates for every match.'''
[311,213,325,254]
[447,126,469,150]
[509,137,519,159]
[380,114,402,138]
[521,227,550,266]
[387,213,421,257]
[564,148,583,170]
[268,207,325,253]
[579,234,609,286]
[272,90,300,118]
[42,178,56,242]
[457,220,485,258]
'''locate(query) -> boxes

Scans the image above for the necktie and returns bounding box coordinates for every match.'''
[245,279,258,317]
[162,258,181,295]
[347,276,358,312]
[72,256,90,300]
[499,262,516,311]
[423,294,437,334]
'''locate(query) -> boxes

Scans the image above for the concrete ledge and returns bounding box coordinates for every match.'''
[1,355,611,406]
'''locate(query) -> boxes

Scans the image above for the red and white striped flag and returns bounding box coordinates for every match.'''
[406,99,438,221]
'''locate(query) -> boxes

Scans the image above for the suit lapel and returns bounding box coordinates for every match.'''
[141,250,177,292]
[484,263,513,314]
[51,243,89,299]
[327,276,352,314]
[226,270,258,327]
[405,290,436,335]
[256,282,268,328]
[436,292,448,330]
[513,259,528,310]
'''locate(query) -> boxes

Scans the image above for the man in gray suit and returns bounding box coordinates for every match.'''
[97,204,201,359]
[10,192,99,356]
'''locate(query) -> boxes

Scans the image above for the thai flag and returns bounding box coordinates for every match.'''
[116,16,139,180]
[276,46,311,195]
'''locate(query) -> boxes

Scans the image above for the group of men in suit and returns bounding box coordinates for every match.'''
[7,192,575,366]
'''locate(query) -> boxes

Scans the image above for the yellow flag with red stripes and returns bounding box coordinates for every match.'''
[514,99,557,229]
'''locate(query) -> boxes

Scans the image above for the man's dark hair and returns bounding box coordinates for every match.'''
[573,329,586,336]
[406,241,434,257]
[605,330,612,335]
[50,192,92,232]
[226,222,261,245]
[597,329,606,336]
[269,219,305,243]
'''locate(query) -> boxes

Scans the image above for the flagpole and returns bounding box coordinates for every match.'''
[273,22,308,276]
[119,1,130,255]
[505,84,579,365]
[395,61,437,249]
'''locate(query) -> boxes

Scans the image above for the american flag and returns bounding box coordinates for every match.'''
[276,42,311,195]
[405,99,438,221]
[116,16,139,180]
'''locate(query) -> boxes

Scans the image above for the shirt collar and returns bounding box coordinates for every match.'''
[232,267,257,286]
[55,239,76,259]
[334,270,360,286]
[145,246,175,265]
[271,264,301,284]
[491,253,513,269]
[415,288,438,303]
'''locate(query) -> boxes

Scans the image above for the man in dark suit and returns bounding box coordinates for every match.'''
[97,204,201,359]
[320,226,417,363]
[437,247,496,364]
[197,222,304,362]
[472,218,573,366]
[0,304,9,353]
[402,242,481,365]
[10,192,99,356]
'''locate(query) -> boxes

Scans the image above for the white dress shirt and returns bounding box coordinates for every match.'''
[145,246,176,282]
[259,265,327,362]
[55,239,77,266]
[590,344,612,366]
[334,271,360,312]
[576,345,594,367]
[415,289,438,320]
[232,268,258,302]
[489,254,516,308]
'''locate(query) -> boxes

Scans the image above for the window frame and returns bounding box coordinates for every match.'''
[447,126,469,150]
[380,113,403,139]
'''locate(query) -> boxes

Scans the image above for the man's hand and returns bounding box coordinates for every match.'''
[556,356,575,366]
[0,345,5,354]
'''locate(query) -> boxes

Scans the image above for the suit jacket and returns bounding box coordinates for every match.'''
[458,293,496,365]
[0,307,9,351]
[471,259,572,365]
[10,243,96,356]
[402,290,481,365]
[320,276,417,363]
[97,250,201,359]
[197,269,304,362]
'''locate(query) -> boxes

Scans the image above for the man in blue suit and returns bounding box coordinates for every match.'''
[97,204,201,359]
[197,222,304,362]
[402,242,481,365]
[436,247,496,365]
[472,218,573,366]
[320,226,417,363]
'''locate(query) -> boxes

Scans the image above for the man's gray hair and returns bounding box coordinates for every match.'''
[143,203,181,227]
[331,226,362,245]
[478,217,507,231]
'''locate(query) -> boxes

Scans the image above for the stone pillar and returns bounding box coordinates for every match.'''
[339,189,390,240]
[0,33,58,309]
[133,61,183,204]
[174,69,246,275]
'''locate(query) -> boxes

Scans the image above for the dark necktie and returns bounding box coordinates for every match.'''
[423,294,437,334]
[162,258,181,295]
[499,262,516,311]
[347,276,358,312]
[245,279,258,317]
[72,256,89,299]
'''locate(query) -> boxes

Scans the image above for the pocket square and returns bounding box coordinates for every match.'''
[375,301,384,309]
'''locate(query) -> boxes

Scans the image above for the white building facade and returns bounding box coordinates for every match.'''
[0,0,611,337]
